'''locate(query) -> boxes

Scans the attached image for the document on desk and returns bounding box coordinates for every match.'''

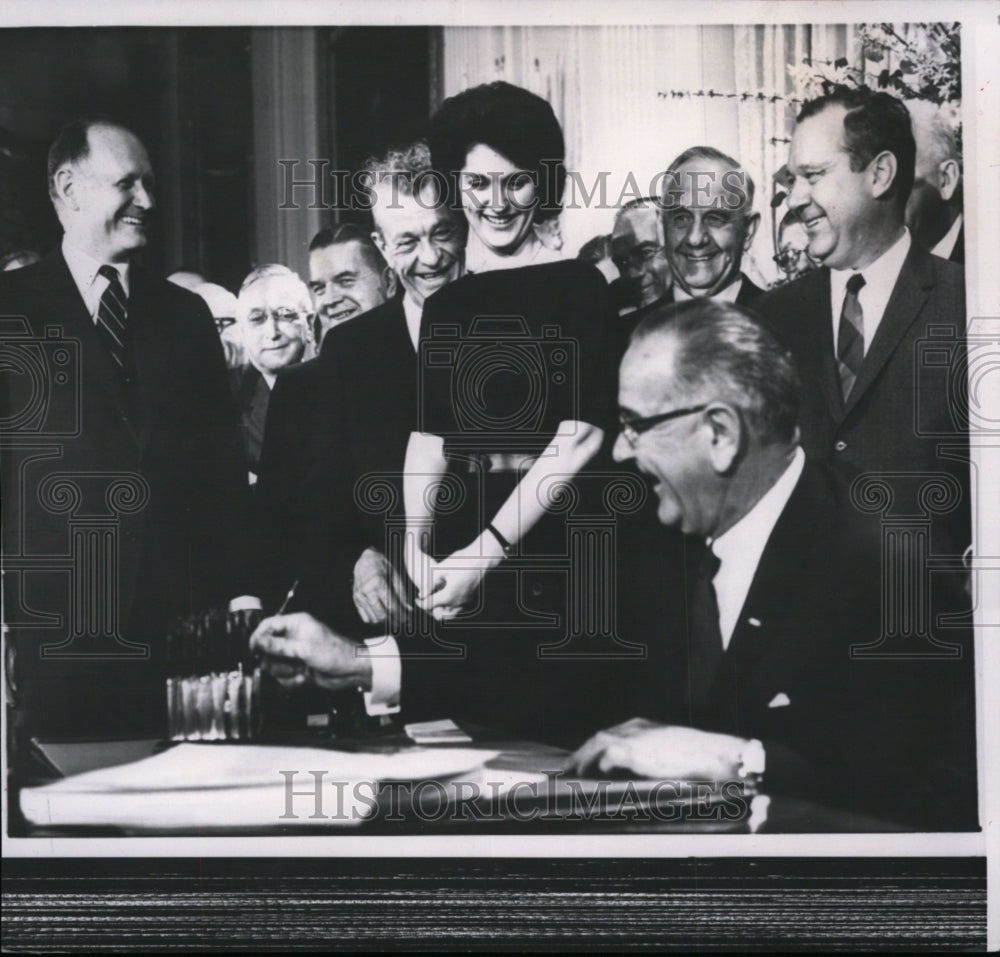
[19,743,500,831]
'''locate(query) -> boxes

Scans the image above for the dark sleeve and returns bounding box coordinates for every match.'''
[565,261,619,434]
[253,367,306,611]
[183,294,254,606]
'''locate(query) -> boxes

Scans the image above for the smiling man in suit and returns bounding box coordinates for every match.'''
[254,142,466,633]
[755,87,969,558]
[659,146,765,306]
[566,300,976,829]
[0,117,248,741]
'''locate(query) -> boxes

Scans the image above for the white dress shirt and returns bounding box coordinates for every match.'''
[829,229,911,354]
[402,292,422,351]
[709,447,805,648]
[62,237,130,321]
[931,213,963,261]
[673,274,744,304]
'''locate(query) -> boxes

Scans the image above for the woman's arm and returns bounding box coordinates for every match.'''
[402,430,448,597]
[419,421,605,617]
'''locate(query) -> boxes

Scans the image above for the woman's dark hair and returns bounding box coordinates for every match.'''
[428,81,566,222]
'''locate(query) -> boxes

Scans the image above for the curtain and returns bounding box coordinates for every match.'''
[443,23,857,286]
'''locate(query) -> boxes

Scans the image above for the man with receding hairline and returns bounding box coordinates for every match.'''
[254,143,466,642]
[568,298,976,829]
[659,146,765,305]
[0,116,247,742]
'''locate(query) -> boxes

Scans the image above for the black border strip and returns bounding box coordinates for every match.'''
[2,857,986,951]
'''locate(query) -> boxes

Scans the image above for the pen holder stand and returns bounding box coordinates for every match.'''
[165,608,263,741]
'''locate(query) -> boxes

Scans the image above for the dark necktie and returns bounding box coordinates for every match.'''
[96,264,128,372]
[836,272,866,401]
[687,543,723,709]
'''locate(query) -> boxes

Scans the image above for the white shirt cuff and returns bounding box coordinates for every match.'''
[362,634,401,715]
[228,596,262,612]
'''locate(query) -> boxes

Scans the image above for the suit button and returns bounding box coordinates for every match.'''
[531,583,544,597]
[834,440,847,452]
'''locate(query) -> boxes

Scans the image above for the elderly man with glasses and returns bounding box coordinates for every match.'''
[230,264,312,481]
[571,297,976,830]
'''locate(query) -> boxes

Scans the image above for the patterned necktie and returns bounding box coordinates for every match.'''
[96,264,128,372]
[836,272,866,401]
[687,543,723,709]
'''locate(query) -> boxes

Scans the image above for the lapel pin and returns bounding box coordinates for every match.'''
[747,617,762,628]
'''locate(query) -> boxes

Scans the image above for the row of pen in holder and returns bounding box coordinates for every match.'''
[165,608,263,741]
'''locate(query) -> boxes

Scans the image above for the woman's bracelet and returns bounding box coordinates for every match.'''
[485,523,513,557]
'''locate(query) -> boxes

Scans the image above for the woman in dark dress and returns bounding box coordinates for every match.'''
[398,84,627,742]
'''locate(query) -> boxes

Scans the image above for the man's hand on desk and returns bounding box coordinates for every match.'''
[249,613,373,692]
[566,717,763,782]
[352,547,413,626]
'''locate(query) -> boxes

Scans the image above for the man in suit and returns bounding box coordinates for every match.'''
[0,117,248,740]
[254,142,465,633]
[772,209,818,285]
[566,300,976,830]
[905,99,963,263]
[229,264,310,480]
[755,88,969,557]
[659,146,765,306]
[307,223,395,346]
[611,198,673,312]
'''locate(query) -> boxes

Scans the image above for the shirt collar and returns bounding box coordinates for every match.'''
[402,293,422,351]
[931,213,963,259]
[830,227,910,308]
[710,446,805,564]
[62,236,131,298]
[673,274,743,303]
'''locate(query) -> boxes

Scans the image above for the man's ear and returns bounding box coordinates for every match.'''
[938,158,961,202]
[383,266,398,298]
[705,403,742,474]
[870,150,899,200]
[372,230,387,257]
[741,212,761,251]
[52,166,78,210]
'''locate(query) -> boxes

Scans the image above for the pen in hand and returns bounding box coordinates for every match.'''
[276,579,299,616]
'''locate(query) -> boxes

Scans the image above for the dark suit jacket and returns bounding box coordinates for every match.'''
[949,223,964,264]
[229,364,271,476]
[0,249,249,737]
[255,296,416,628]
[755,243,970,555]
[613,462,977,830]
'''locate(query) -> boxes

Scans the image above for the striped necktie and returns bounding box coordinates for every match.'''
[96,264,128,372]
[836,272,865,401]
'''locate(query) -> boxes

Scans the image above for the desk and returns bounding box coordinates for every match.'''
[10,733,909,836]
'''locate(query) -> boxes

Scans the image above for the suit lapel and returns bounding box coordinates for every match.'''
[797,269,843,424]
[843,245,933,420]
[126,268,164,454]
[724,466,826,679]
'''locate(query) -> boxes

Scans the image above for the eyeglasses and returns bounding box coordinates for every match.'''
[618,404,707,447]
[612,244,665,273]
[773,249,809,269]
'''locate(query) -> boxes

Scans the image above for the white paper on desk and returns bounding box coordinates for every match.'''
[20,743,500,831]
